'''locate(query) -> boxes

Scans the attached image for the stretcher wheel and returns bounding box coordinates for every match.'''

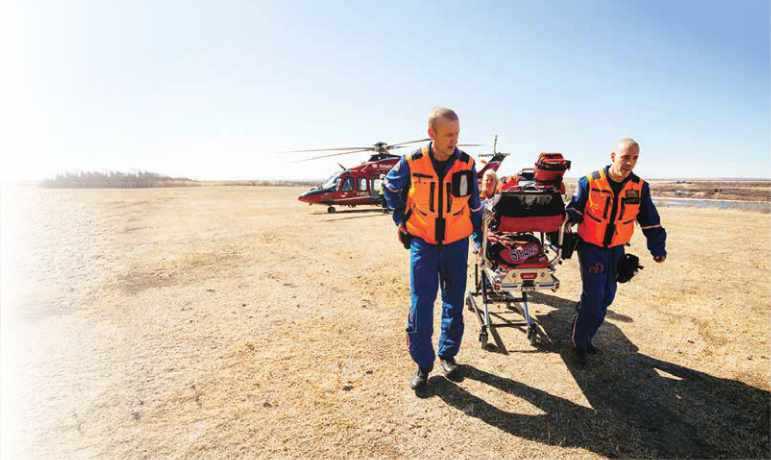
[479,330,488,348]
[327,206,336,214]
[527,325,538,346]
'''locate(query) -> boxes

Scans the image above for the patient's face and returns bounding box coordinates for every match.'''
[483,175,497,197]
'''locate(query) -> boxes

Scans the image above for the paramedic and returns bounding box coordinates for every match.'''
[566,138,667,366]
[384,107,483,390]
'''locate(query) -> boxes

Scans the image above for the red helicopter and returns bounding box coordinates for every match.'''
[294,138,509,213]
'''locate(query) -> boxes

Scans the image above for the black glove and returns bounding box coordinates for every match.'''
[561,233,579,260]
[617,253,644,283]
[398,226,412,250]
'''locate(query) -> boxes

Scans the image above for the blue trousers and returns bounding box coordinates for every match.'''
[406,237,468,370]
[572,242,625,350]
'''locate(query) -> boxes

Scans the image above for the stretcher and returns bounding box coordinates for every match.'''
[466,158,574,350]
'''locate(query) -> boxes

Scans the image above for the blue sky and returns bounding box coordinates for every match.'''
[2,0,768,181]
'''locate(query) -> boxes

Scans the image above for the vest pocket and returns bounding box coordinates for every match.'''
[413,180,436,213]
[620,198,640,221]
[429,182,435,212]
[614,218,635,243]
[585,209,603,222]
[451,170,474,197]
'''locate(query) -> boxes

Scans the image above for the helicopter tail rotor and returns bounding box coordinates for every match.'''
[478,134,509,157]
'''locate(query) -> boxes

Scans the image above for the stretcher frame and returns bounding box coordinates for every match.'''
[466,199,570,350]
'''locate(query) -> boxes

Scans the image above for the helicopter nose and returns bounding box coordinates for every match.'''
[298,189,321,203]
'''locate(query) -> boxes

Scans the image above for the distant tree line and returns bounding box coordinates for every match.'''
[219,179,321,186]
[40,171,197,188]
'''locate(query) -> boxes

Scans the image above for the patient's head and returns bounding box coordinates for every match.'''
[481,169,498,199]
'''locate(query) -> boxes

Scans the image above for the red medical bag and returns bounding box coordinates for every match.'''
[493,190,566,233]
[534,153,571,184]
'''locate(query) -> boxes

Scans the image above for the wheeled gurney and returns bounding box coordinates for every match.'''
[466,155,574,350]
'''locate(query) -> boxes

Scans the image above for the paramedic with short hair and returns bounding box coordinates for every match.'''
[384,107,483,391]
[565,138,667,367]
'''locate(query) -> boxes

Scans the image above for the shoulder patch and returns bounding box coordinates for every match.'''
[409,152,423,161]
[591,170,601,180]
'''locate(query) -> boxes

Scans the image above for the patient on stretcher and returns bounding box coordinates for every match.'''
[483,187,566,271]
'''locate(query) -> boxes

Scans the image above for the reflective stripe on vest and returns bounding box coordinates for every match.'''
[405,146,474,245]
[577,168,645,248]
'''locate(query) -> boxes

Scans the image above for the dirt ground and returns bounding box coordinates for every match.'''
[2,186,769,459]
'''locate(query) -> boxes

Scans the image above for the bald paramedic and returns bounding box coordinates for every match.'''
[566,138,667,366]
[384,107,483,390]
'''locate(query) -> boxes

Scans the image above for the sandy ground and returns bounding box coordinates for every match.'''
[1,185,769,459]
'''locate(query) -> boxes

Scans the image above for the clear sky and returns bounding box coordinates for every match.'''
[2,0,769,181]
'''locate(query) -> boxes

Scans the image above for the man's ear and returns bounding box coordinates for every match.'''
[427,127,436,141]
[610,151,616,162]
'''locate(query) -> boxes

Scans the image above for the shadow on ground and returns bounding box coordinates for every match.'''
[428,291,770,458]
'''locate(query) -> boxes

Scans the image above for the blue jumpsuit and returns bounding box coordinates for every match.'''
[566,166,667,350]
[384,145,483,371]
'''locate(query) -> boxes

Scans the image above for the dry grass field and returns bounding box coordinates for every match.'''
[648,180,771,202]
[559,179,771,204]
[2,186,769,458]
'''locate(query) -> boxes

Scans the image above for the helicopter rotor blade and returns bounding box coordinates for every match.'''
[386,138,430,149]
[293,148,374,162]
[457,143,483,147]
[284,146,373,153]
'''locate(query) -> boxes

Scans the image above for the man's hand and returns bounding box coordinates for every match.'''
[653,255,666,263]
[471,231,483,255]
[398,225,412,250]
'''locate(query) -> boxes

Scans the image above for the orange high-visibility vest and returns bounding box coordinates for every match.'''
[404,146,475,245]
[578,168,645,248]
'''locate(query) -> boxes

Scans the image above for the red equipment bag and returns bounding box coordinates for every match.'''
[487,233,549,268]
[534,153,571,184]
[493,190,566,233]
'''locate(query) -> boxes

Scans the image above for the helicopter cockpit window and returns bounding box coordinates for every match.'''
[358,178,368,192]
[321,174,340,191]
[341,176,354,192]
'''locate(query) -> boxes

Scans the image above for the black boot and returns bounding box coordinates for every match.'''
[439,357,460,379]
[573,347,588,368]
[409,368,430,390]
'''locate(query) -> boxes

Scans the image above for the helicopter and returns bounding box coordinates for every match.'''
[294,137,509,213]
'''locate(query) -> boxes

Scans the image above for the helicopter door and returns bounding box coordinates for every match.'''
[371,176,383,197]
[356,177,369,195]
